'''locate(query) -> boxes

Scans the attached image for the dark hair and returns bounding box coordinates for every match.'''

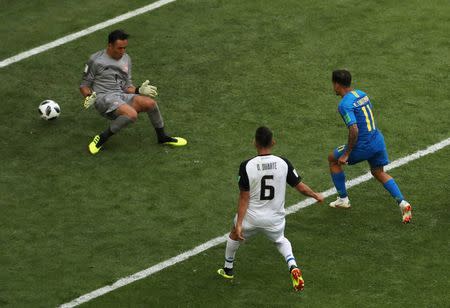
[332,69,352,87]
[108,29,129,44]
[255,126,273,148]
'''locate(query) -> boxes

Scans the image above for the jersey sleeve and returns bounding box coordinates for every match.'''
[80,57,96,89]
[123,56,133,90]
[238,161,250,191]
[281,157,302,187]
[338,100,357,127]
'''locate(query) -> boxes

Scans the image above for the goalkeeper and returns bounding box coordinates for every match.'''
[80,29,187,154]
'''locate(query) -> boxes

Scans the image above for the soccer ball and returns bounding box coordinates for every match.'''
[38,100,60,120]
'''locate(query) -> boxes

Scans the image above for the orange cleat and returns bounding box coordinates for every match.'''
[290,267,305,291]
[400,201,412,224]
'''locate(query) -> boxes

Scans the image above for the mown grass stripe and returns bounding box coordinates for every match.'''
[0,0,176,68]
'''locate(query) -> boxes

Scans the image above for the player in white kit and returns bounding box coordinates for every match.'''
[217,126,324,291]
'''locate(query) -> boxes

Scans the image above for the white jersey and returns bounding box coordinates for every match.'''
[238,154,301,227]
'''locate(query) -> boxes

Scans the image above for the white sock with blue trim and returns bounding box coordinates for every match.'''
[224,236,240,269]
[275,237,297,269]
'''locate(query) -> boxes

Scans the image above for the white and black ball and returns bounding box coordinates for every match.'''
[38,100,60,120]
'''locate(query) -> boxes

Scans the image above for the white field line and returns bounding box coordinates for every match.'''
[59,137,450,308]
[0,0,176,69]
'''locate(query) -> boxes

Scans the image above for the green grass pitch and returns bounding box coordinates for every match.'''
[0,0,449,306]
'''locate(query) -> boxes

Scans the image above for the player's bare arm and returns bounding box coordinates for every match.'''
[339,124,358,165]
[126,86,137,94]
[234,190,250,241]
[80,86,93,97]
[295,182,324,202]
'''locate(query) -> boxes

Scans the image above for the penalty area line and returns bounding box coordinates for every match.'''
[0,0,176,69]
[59,137,450,308]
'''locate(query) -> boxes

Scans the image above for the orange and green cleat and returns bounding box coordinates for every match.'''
[290,267,304,291]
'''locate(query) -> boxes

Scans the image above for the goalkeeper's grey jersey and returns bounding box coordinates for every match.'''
[80,50,133,95]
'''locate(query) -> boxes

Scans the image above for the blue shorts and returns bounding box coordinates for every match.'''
[333,132,390,168]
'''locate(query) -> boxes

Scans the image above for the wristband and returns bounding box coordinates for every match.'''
[135,87,140,94]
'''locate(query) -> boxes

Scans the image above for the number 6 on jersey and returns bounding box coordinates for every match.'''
[260,175,275,200]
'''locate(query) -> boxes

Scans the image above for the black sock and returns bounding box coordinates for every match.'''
[98,128,114,147]
[223,267,234,276]
[155,127,177,143]
[155,127,166,140]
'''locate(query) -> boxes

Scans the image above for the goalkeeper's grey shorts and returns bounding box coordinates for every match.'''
[94,92,137,120]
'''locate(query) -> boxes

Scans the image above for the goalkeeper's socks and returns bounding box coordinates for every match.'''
[383,178,404,204]
[98,128,114,147]
[155,127,166,139]
[331,171,348,198]
[158,136,178,143]
[155,127,177,143]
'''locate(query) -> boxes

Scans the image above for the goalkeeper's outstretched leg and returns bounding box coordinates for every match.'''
[131,96,187,146]
[87,96,186,154]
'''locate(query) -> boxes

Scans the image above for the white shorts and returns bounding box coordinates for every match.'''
[234,215,285,243]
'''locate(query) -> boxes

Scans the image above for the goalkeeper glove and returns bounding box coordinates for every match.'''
[138,80,158,97]
[83,92,97,109]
